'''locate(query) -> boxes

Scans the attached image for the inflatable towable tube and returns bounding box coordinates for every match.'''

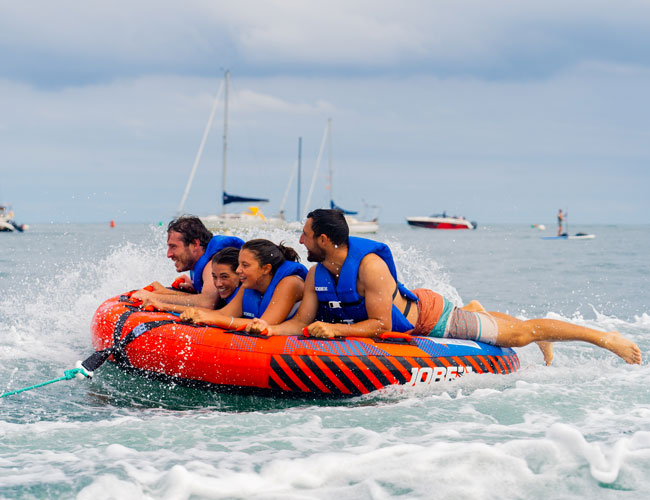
[90,294,520,397]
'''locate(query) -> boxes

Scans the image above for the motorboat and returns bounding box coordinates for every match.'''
[0,205,28,232]
[406,214,477,230]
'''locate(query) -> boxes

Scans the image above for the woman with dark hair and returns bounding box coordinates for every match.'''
[174,239,308,329]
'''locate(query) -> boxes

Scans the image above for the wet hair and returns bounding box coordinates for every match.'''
[242,239,300,275]
[167,215,213,249]
[211,247,240,273]
[306,208,349,246]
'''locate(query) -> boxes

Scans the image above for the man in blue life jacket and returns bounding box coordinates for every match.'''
[133,216,243,309]
[247,208,417,338]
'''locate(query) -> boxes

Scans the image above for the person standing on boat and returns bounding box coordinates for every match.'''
[144,239,308,330]
[133,216,243,309]
[557,209,566,236]
[247,209,642,365]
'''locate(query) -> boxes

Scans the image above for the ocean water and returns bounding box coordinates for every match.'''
[1,222,649,499]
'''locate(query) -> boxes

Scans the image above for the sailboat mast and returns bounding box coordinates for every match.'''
[327,118,333,206]
[177,79,225,215]
[297,137,302,221]
[221,70,230,215]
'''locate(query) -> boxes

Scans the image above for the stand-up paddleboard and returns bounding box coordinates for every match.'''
[541,233,595,240]
[545,210,595,240]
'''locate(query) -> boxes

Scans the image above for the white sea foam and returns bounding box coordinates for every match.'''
[385,238,462,305]
[545,423,646,484]
[2,224,650,499]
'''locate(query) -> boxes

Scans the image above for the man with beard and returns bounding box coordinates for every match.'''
[246,208,413,339]
[247,209,642,366]
[133,216,243,309]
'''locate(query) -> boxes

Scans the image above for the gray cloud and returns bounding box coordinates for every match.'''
[2,1,650,88]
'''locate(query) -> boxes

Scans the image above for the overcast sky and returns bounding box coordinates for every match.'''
[1,1,649,225]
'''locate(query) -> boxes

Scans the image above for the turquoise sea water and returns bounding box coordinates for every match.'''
[1,223,649,499]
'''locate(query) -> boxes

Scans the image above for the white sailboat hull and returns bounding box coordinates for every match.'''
[346,216,378,234]
[201,213,302,232]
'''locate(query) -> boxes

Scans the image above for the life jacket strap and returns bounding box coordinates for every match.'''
[403,299,413,318]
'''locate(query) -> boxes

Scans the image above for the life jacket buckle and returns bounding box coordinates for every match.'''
[328,301,342,309]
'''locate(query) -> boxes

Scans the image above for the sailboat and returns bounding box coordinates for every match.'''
[178,71,270,230]
[303,119,379,234]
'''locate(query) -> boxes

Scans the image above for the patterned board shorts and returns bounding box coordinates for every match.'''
[429,299,499,344]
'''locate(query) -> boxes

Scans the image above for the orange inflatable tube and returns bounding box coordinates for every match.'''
[90,294,520,397]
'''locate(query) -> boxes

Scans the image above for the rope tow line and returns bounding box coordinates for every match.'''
[1,289,172,400]
[0,361,92,399]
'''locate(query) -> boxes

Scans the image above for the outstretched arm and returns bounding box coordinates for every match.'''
[258,275,305,325]
[179,287,246,328]
[142,276,195,294]
[179,276,305,332]
[248,267,319,336]
[133,265,219,309]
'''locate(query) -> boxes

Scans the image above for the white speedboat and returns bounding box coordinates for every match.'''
[0,205,28,232]
[406,214,476,230]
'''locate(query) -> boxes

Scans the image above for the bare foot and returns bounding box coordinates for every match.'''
[536,341,554,365]
[462,300,486,313]
[602,331,642,364]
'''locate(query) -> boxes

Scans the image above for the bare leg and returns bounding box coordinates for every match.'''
[488,311,555,365]
[462,302,562,363]
[490,314,642,365]
[462,304,554,363]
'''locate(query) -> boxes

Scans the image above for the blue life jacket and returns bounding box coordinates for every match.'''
[241,261,308,319]
[190,235,244,292]
[216,284,241,309]
[313,236,418,332]
[224,285,240,304]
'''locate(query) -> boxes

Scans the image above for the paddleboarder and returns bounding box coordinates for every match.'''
[557,209,566,236]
